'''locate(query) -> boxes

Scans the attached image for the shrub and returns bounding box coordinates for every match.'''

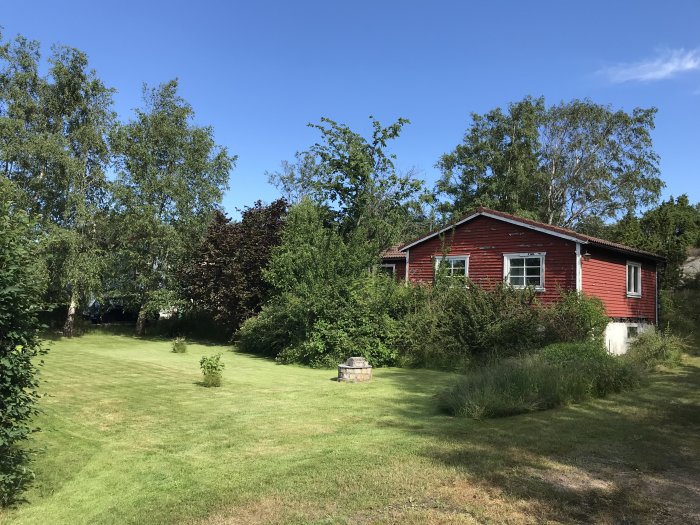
[200,354,225,387]
[172,337,187,353]
[539,341,641,397]
[440,342,641,419]
[397,282,543,370]
[237,200,408,368]
[541,291,608,344]
[625,328,685,370]
[0,183,46,506]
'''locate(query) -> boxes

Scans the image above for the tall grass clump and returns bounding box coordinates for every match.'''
[171,336,187,353]
[440,342,641,419]
[625,328,685,370]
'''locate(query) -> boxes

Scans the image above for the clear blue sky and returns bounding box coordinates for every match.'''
[4,1,699,217]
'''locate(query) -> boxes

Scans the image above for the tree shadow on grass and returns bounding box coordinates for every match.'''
[378,363,700,523]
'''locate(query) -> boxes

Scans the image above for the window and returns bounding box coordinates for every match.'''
[627,262,641,297]
[627,326,639,339]
[435,255,469,280]
[504,253,545,290]
[379,264,396,277]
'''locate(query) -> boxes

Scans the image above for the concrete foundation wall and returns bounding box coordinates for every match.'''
[605,321,653,355]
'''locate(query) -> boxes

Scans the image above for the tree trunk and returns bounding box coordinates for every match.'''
[63,293,78,338]
[135,308,147,337]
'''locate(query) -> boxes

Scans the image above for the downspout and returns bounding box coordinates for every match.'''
[575,243,582,292]
[405,249,409,284]
[656,261,660,326]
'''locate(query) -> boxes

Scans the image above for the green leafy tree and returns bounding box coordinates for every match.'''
[237,199,402,367]
[268,116,427,251]
[0,34,115,336]
[437,96,663,228]
[0,179,46,506]
[638,195,700,288]
[109,80,235,335]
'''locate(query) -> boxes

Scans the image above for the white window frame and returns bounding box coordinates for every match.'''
[503,252,545,291]
[627,261,642,298]
[379,263,396,277]
[434,255,469,280]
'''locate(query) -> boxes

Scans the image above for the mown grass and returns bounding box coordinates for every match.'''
[1,331,699,524]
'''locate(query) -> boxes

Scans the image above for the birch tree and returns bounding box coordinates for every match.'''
[437,97,663,228]
[109,80,235,336]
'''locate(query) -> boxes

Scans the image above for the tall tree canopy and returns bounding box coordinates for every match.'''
[0,33,115,335]
[610,195,700,289]
[109,80,235,335]
[437,96,663,228]
[269,116,428,251]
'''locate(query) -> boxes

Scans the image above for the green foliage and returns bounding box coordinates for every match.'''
[440,344,641,419]
[179,200,287,335]
[540,291,608,344]
[397,283,543,369]
[237,199,404,367]
[199,354,224,387]
[108,79,235,335]
[437,96,662,228]
[626,328,685,370]
[0,33,115,336]
[268,116,428,250]
[171,337,187,354]
[0,180,46,506]
[660,284,700,351]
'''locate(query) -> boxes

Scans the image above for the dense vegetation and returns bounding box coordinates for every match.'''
[0,181,46,505]
[2,28,700,507]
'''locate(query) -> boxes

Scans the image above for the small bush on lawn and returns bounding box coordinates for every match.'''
[171,337,187,353]
[626,328,685,370]
[440,342,641,419]
[200,354,225,387]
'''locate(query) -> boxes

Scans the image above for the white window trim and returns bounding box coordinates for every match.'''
[434,255,470,278]
[503,252,545,291]
[379,263,396,276]
[627,261,642,298]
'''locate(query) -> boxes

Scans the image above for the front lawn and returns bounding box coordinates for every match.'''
[1,332,699,524]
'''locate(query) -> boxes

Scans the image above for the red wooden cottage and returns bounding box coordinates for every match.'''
[382,207,663,354]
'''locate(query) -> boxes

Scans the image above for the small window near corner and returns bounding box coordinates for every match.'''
[627,262,642,297]
[627,326,639,339]
[379,264,396,277]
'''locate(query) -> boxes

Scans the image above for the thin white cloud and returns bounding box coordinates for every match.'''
[600,48,700,83]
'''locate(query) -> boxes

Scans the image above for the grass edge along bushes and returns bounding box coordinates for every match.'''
[441,328,687,420]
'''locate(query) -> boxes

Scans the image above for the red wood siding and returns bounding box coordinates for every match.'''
[406,215,577,305]
[379,258,406,282]
[581,247,657,322]
[393,259,406,281]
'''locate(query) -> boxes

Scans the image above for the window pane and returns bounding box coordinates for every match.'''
[526,276,541,286]
[627,266,633,292]
[379,266,394,276]
[525,257,541,266]
[452,259,465,270]
[526,267,540,276]
[510,267,524,277]
[634,266,640,293]
[510,276,525,286]
[510,258,524,267]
